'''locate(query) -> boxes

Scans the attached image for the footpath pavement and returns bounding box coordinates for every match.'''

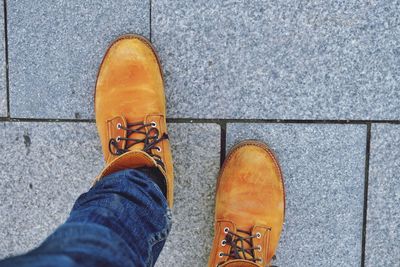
[0,1,399,266]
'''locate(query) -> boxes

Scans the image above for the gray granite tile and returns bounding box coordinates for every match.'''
[153,1,400,120]
[0,0,6,117]
[0,122,221,266]
[227,123,366,266]
[0,122,104,258]
[8,0,149,119]
[365,124,400,267]
[156,123,221,267]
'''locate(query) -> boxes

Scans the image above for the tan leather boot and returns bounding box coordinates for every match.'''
[94,34,174,207]
[208,141,285,267]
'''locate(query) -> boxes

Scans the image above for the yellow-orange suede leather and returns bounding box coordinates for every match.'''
[208,141,285,267]
[94,35,174,207]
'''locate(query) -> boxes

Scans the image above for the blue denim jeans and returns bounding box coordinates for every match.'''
[0,168,172,267]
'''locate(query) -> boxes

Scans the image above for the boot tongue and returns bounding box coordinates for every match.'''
[124,116,148,151]
[106,116,147,158]
[219,259,259,267]
[226,227,254,260]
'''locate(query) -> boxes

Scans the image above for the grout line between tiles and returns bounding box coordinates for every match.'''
[3,0,10,118]
[1,117,400,125]
[149,0,152,42]
[219,121,226,166]
[360,123,371,267]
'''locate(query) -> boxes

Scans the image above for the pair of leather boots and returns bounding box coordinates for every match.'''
[94,35,285,267]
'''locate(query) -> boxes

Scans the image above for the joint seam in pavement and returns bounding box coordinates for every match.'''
[219,121,226,166]
[149,0,152,42]
[3,0,9,118]
[361,123,371,267]
[1,117,400,125]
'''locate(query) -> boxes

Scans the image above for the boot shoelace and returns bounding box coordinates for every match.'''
[108,121,168,168]
[219,228,262,264]
[218,228,278,267]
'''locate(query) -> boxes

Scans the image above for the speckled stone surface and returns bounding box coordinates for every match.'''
[0,122,103,258]
[156,123,220,267]
[0,122,221,265]
[153,1,400,120]
[365,124,400,267]
[0,0,6,117]
[227,123,366,266]
[7,0,149,119]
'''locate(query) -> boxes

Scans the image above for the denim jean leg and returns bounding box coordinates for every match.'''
[0,168,171,267]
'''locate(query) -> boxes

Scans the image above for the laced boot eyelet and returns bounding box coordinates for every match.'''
[257,245,262,251]
[218,252,223,258]
[223,227,229,233]
[256,232,261,239]
[108,120,169,160]
[221,239,226,246]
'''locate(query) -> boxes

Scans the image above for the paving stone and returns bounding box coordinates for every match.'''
[0,122,104,258]
[8,0,149,119]
[0,0,6,117]
[156,123,221,267]
[365,124,400,267]
[227,123,366,266]
[153,1,400,120]
[0,122,221,266]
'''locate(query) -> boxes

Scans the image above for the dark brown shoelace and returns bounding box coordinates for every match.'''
[219,229,278,267]
[108,121,168,168]
[220,229,262,263]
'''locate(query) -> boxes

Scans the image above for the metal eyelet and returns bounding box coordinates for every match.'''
[256,232,261,239]
[151,121,157,128]
[116,123,122,129]
[257,245,262,251]
[223,227,229,233]
[155,146,162,152]
[221,239,226,246]
[116,136,121,142]
[259,258,263,263]
[218,252,223,258]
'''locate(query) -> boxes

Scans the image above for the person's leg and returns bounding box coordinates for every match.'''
[0,168,171,267]
[1,34,174,267]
